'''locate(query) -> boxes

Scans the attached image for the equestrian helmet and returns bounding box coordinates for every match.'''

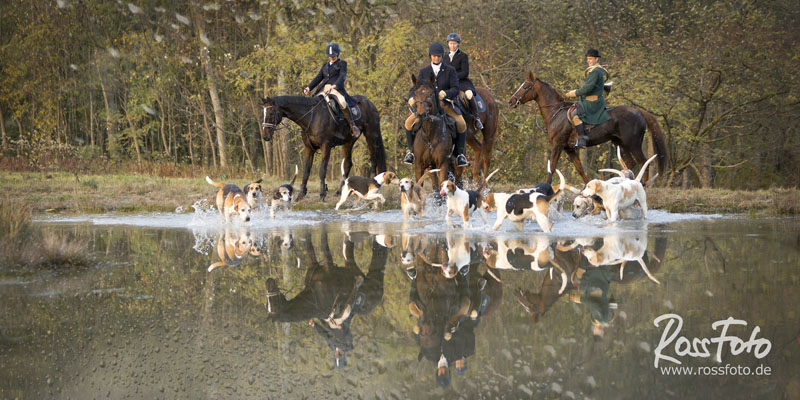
[585,48,601,58]
[326,43,341,57]
[428,42,445,56]
[446,32,461,43]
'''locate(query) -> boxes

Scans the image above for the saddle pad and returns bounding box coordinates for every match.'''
[324,96,361,123]
[474,92,487,114]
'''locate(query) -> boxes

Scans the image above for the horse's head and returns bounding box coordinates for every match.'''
[509,71,538,107]
[409,73,438,118]
[260,97,282,141]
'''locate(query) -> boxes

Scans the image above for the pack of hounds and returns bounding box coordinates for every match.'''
[205,148,659,232]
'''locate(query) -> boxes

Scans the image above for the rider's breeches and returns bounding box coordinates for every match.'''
[323,84,347,109]
[405,103,466,134]
[569,104,584,126]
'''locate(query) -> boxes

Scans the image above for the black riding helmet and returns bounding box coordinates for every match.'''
[326,43,341,57]
[446,32,461,43]
[428,42,445,57]
[585,48,601,58]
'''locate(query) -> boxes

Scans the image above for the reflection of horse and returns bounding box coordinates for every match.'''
[460,88,499,180]
[509,71,668,184]
[260,95,387,200]
[408,74,457,189]
[265,228,388,367]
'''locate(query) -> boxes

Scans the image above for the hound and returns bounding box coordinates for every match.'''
[440,169,498,228]
[205,176,252,223]
[482,169,566,232]
[335,160,398,210]
[580,154,658,222]
[270,165,298,219]
[398,169,439,220]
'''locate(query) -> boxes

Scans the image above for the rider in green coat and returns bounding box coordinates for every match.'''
[565,49,611,148]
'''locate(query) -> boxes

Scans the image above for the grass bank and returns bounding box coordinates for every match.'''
[1,171,798,216]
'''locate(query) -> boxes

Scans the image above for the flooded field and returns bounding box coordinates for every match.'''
[1,206,799,399]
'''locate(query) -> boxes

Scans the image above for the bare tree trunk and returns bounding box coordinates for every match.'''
[238,122,255,174]
[97,65,113,152]
[201,100,217,169]
[88,90,95,147]
[197,28,227,171]
[156,97,169,156]
[121,98,142,163]
[189,120,195,170]
[0,105,6,149]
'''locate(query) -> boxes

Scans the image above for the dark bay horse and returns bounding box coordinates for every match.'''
[462,87,499,180]
[509,71,668,184]
[260,95,387,200]
[408,74,457,190]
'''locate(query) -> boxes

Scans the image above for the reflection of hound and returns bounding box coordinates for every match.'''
[208,229,261,271]
[581,232,660,284]
[483,237,567,293]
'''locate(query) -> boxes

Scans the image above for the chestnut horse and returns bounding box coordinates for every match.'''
[509,71,668,184]
[408,74,457,190]
[462,87,499,180]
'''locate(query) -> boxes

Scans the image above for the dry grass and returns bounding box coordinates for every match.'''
[1,171,798,215]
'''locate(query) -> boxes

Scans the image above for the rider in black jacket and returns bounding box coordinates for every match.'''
[304,43,361,139]
[443,33,483,131]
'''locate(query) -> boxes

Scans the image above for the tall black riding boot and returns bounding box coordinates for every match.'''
[574,123,588,148]
[470,98,483,130]
[343,107,361,138]
[403,129,415,164]
[456,132,468,167]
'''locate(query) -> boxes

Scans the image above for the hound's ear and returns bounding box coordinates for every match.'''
[411,73,417,85]
[527,70,534,81]
[255,179,263,184]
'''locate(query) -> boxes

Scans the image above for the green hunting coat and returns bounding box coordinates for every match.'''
[575,65,611,125]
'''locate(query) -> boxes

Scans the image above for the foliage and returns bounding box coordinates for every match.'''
[0,0,798,188]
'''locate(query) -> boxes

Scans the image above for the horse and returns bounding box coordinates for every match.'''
[461,87,499,180]
[260,94,387,200]
[509,71,668,184]
[408,73,458,190]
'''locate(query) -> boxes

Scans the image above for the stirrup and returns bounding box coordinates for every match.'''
[351,125,361,139]
[474,118,483,130]
[403,152,415,165]
[574,137,587,148]
[456,154,468,167]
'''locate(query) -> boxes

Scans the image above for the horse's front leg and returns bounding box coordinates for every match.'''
[565,148,590,184]
[318,144,333,201]
[337,143,355,195]
[298,145,315,200]
[548,146,563,185]
[466,132,482,181]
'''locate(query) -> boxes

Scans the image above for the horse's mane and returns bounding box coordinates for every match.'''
[272,95,322,108]
[535,79,565,102]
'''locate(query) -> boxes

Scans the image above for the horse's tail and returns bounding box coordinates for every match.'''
[642,110,669,176]
[359,97,387,174]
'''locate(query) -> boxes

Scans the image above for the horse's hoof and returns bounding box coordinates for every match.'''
[320,193,327,201]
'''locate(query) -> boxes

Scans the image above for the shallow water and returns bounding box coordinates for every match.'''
[2,208,799,399]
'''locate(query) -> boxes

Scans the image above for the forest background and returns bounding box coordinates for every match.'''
[1,0,798,190]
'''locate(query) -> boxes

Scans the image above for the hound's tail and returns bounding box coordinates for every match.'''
[553,169,580,194]
[416,168,441,187]
[642,110,669,177]
[205,176,223,188]
[289,165,298,186]
[635,154,659,183]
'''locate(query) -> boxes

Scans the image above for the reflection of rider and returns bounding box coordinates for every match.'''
[564,49,611,148]
[443,32,483,131]
[303,43,361,139]
[265,231,388,369]
[569,267,615,339]
[403,42,468,168]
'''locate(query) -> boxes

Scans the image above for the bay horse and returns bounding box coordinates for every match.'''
[260,95,387,200]
[408,73,457,191]
[509,71,668,184]
[462,87,499,180]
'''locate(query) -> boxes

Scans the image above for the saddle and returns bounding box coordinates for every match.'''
[456,92,487,114]
[568,103,616,131]
[322,94,362,125]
